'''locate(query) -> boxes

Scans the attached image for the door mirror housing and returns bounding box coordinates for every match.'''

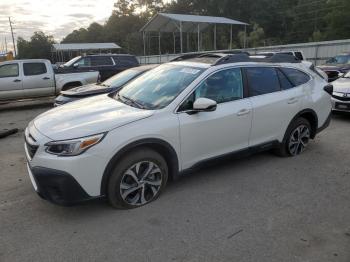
[192,98,217,112]
[73,63,79,68]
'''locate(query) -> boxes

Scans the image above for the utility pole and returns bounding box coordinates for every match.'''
[9,17,16,57]
[5,37,7,53]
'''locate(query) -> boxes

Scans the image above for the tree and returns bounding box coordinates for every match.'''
[17,31,55,60]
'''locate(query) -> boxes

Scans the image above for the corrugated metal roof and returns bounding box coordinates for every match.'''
[140,13,248,33]
[52,43,121,51]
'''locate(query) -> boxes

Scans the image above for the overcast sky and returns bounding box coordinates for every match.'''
[0,0,115,51]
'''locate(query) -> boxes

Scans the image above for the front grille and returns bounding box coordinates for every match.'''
[332,94,350,101]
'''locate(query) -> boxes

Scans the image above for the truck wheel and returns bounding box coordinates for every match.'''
[107,148,168,209]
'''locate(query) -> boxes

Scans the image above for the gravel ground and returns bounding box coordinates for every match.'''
[0,100,349,262]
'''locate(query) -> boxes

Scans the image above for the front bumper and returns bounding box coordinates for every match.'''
[27,164,94,206]
[331,96,350,112]
[24,124,107,206]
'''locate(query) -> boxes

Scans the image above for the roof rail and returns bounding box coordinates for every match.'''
[214,53,301,65]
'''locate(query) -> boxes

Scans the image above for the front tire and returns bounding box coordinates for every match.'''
[107,148,168,209]
[275,117,311,157]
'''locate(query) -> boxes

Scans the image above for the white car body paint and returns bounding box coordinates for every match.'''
[25,59,331,199]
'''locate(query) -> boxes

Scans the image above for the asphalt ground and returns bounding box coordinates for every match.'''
[0,100,349,262]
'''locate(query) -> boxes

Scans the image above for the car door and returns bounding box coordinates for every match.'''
[0,62,23,100]
[22,62,55,98]
[90,56,115,81]
[245,67,301,146]
[177,67,252,169]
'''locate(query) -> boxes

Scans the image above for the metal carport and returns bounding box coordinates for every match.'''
[52,43,121,62]
[140,13,248,55]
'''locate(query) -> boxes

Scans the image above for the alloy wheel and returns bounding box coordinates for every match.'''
[119,161,162,206]
[288,125,310,156]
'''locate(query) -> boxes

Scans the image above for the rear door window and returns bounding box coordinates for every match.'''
[281,68,310,86]
[23,63,47,76]
[245,67,281,96]
[91,56,114,66]
[114,56,138,66]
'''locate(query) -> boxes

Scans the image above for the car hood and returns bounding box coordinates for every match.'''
[61,83,113,97]
[318,64,350,71]
[33,95,154,140]
[332,77,350,93]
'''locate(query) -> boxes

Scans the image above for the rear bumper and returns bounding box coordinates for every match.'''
[28,164,98,206]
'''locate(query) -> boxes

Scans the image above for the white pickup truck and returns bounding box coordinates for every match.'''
[0,59,99,101]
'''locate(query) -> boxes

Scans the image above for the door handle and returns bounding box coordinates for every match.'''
[237,109,251,116]
[287,98,298,104]
[43,77,50,80]
[13,79,21,82]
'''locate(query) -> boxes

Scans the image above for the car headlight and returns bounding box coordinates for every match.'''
[45,133,106,156]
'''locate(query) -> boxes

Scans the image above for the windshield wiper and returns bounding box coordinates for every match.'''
[115,93,145,109]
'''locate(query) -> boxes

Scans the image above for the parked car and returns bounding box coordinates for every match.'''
[0,59,99,101]
[24,53,332,208]
[58,54,139,81]
[331,70,350,112]
[256,50,305,60]
[318,53,350,82]
[54,64,158,106]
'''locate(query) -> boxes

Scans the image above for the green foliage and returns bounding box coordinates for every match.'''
[18,0,350,57]
[17,31,55,60]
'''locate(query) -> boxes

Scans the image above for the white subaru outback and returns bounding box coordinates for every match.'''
[24,53,332,209]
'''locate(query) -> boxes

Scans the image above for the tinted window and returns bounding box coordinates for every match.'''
[23,63,47,76]
[281,68,310,86]
[0,64,19,78]
[114,56,138,66]
[277,69,294,90]
[195,68,243,104]
[91,56,113,66]
[246,67,280,96]
[295,52,303,60]
[77,57,91,67]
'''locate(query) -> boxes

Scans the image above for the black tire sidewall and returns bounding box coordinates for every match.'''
[107,148,168,209]
[283,117,311,156]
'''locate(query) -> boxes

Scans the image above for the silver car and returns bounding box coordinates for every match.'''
[331,71,350,112]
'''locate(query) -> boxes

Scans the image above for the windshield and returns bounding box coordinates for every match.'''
[62,56,82,67]
[102,69,141,88]
[327,55,350,65]
[117,64,205,110]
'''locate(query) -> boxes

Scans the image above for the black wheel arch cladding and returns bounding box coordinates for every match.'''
[100,138,179,196]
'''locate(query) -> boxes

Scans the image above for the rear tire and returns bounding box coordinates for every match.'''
[107,148,168,209]
[275,117,311,157]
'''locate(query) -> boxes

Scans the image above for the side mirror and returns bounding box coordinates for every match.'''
[324,84,333,95]
[73,63,79,68]
[192,98,217,112]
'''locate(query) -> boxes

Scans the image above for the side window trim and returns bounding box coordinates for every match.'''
[176,66,245,113]
[276,67,295,89]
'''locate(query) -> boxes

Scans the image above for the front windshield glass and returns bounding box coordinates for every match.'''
[102,69,141,88]
[117,64,205,110]
[327,55,350,64]
[62,56,81,67]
